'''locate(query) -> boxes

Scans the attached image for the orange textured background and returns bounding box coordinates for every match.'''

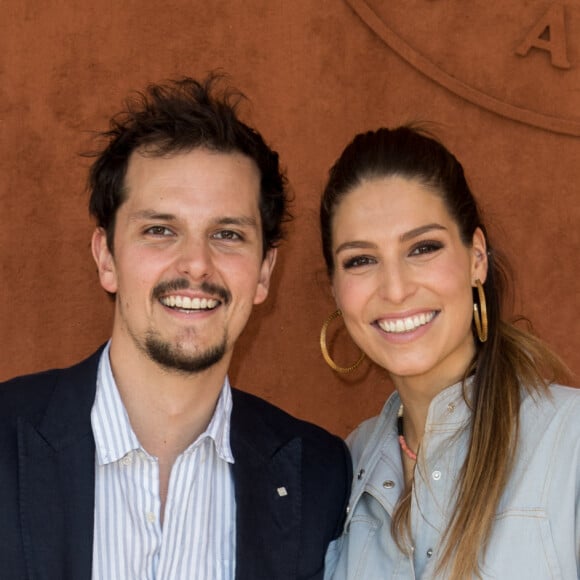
[1,0,578,438]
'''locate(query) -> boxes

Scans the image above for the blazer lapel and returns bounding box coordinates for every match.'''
[231,390,303,580]
[18,352,100,580]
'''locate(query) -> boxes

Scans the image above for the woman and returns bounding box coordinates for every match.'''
[319,126,579,579]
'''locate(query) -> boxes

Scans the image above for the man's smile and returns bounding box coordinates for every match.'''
[159,295,220,311]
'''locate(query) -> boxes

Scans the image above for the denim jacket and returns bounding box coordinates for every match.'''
[325,382,580,579]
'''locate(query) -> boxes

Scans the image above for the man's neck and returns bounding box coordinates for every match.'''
[108,340,230,460]
[106,339,232,523]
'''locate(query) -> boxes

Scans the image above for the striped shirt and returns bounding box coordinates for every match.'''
[90,343,236,580]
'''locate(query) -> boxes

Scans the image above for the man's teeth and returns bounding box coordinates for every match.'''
[161,296,219,310]
[378,312,436,333]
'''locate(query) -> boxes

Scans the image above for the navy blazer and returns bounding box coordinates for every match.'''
[0,349,351,580]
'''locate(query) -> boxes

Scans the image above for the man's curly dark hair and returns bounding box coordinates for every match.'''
[88,74,289,256]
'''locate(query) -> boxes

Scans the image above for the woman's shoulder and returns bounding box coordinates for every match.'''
[345,392,400,464]
[519,383,580,446]
[345,415,380,459]
[547,383,580,427]
[546,382,580,402]
[521,383,580,417]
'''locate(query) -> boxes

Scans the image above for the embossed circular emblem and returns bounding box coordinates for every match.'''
[345,0,580,136]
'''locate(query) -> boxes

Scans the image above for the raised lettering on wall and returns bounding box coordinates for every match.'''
[516,3,570,69]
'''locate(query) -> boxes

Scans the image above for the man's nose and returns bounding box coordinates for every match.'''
[175,239,213,280]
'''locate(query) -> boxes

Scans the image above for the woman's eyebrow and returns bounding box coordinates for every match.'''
[400,223,446,242]
[335,224,447,255]
[335,240,378,255]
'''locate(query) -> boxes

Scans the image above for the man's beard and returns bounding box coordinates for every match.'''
[142,277,231,374]
[144,332,227,374]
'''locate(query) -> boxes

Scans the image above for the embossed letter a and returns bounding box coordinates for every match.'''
[516,4,570,69]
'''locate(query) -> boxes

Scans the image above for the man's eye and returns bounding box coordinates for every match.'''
[145,226,174,236]
[213,230,242,241]
[342,255,375,269]
[409,241,443,256]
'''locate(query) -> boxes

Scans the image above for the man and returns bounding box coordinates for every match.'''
[0,76,351,580]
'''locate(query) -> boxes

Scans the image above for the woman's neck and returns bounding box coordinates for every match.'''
[393,370,466,454]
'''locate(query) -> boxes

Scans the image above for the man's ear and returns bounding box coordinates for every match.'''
[91,228,118,294]
[471,227,488,285]
[253,248,277,305]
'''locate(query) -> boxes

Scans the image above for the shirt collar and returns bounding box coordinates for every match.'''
[91,341,234,466]
[423,375,474,430]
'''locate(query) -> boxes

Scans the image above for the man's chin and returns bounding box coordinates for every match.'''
[144,337,227,375]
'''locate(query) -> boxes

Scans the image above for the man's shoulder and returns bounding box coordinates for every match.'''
[231,387,342,444]
[0,348,102,421]
[230,390,352,566]
[230,387,352,511]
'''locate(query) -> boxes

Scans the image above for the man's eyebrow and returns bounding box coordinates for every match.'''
[335,224,447,255]
[215,216,258,228]
[127,213,258,227]
[129,210,177,222]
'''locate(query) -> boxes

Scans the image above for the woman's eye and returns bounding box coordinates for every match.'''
[145,225,174,236]
[409,240,443,256]
[343,255,375,269]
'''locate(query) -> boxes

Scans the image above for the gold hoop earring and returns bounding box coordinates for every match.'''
[320,310,365,373]
[473,279,488,343]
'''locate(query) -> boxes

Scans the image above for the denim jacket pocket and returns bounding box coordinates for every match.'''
[482,510,562,579]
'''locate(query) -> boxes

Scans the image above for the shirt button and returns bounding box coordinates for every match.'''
[447,402,456,413]
[383,480,395,489]
[121,455,132,466]
[146,512,156,523]
[432,470,442,481]
[357,468,365,480]
[426,548,433,558]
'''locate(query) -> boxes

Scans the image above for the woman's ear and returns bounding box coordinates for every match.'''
[471,227,488,285]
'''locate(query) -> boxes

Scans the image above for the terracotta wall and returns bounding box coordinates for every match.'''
[1,0,578,437]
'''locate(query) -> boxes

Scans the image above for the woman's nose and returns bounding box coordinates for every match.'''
[377,263,416,304]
